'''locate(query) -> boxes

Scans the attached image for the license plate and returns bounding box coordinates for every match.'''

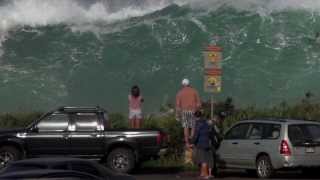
[305,147,315,153]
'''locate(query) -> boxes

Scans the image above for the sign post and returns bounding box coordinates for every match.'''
[203,45,222,120]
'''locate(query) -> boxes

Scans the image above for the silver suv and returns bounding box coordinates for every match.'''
[216,119,320,178]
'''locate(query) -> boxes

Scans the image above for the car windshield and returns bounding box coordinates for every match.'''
[288,124,320,145]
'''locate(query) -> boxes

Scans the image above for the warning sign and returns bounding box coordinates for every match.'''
[203,51,222,69]
[203,45,222,93]
[204,75,221,93]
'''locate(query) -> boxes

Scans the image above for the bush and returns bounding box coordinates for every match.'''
[0,112,43,128]
[143,114,184,160]
[109,113,128,129]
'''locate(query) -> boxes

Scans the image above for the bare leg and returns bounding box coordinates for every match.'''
[134,118,138,129]
[200,163,209,178]
[190,127,195,139]
[130,118,134,128]
[132,119,135,129]
[136,118,142,128]
[208,168,213,178]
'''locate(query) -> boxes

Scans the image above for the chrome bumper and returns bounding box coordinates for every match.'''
[277,155,320,168]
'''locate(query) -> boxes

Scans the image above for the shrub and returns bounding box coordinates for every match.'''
[0,112,43,128]
[109,113,128,129]
[143,114,184,160]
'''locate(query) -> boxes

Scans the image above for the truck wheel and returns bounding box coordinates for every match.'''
[256,155,274,178]
[107,148,135,174]
[0,146,21,169]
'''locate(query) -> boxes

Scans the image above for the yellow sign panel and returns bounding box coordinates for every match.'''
[204,75,221,93]
[203,51,222,69]
[208,52,221,63]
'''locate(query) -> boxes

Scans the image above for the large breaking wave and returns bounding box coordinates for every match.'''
[1,0,320,34]
[0,0,320,112]
[1,0,320,48]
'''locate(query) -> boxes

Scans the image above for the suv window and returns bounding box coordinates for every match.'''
[74,113,99,132]
[37,113,69,132]
[225,123,250,140]
[289,124,320,145]
[247,123,263,139]
[262,124,281,139]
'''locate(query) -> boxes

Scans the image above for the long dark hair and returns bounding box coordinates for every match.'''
[131,85,140,98]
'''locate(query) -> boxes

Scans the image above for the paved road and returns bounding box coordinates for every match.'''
[134,168,320,180]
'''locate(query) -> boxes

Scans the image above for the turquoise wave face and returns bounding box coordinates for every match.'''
[1,3,320,112]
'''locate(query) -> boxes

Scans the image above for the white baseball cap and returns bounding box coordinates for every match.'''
[182,78,190,86]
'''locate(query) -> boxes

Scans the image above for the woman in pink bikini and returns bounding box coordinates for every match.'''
[128,85,144,128]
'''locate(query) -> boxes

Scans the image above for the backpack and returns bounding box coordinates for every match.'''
[209,125,221,149]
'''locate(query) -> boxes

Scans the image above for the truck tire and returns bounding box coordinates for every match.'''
[256,155,274,178]
[0,146,21,169]
[106,148,135,174]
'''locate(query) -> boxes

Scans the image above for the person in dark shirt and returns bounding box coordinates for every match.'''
[191,110,215,179]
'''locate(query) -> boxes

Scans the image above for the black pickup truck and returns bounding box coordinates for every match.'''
[0,107,168,173]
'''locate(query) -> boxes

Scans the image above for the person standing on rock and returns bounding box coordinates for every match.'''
[129,85,144,128]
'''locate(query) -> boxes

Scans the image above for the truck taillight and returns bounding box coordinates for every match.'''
[280,140,291,156]
[157,132,167,145]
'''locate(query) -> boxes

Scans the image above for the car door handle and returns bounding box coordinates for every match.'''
[232,142,238,145]
[90,134,98,137]
[63,134,69,139]
[254,142,260,145]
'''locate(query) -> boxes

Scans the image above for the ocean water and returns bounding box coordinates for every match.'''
[1,0,320,113]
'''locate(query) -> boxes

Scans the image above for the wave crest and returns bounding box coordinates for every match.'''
[0,0,319,54]
[1,0,318,33]
[0,0,171,30]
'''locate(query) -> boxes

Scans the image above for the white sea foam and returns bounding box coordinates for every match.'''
[0,0,172,56]
[0,0,171,30]
[0,0,319,57]
[175,0,320,13]
[1,0,319,34]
